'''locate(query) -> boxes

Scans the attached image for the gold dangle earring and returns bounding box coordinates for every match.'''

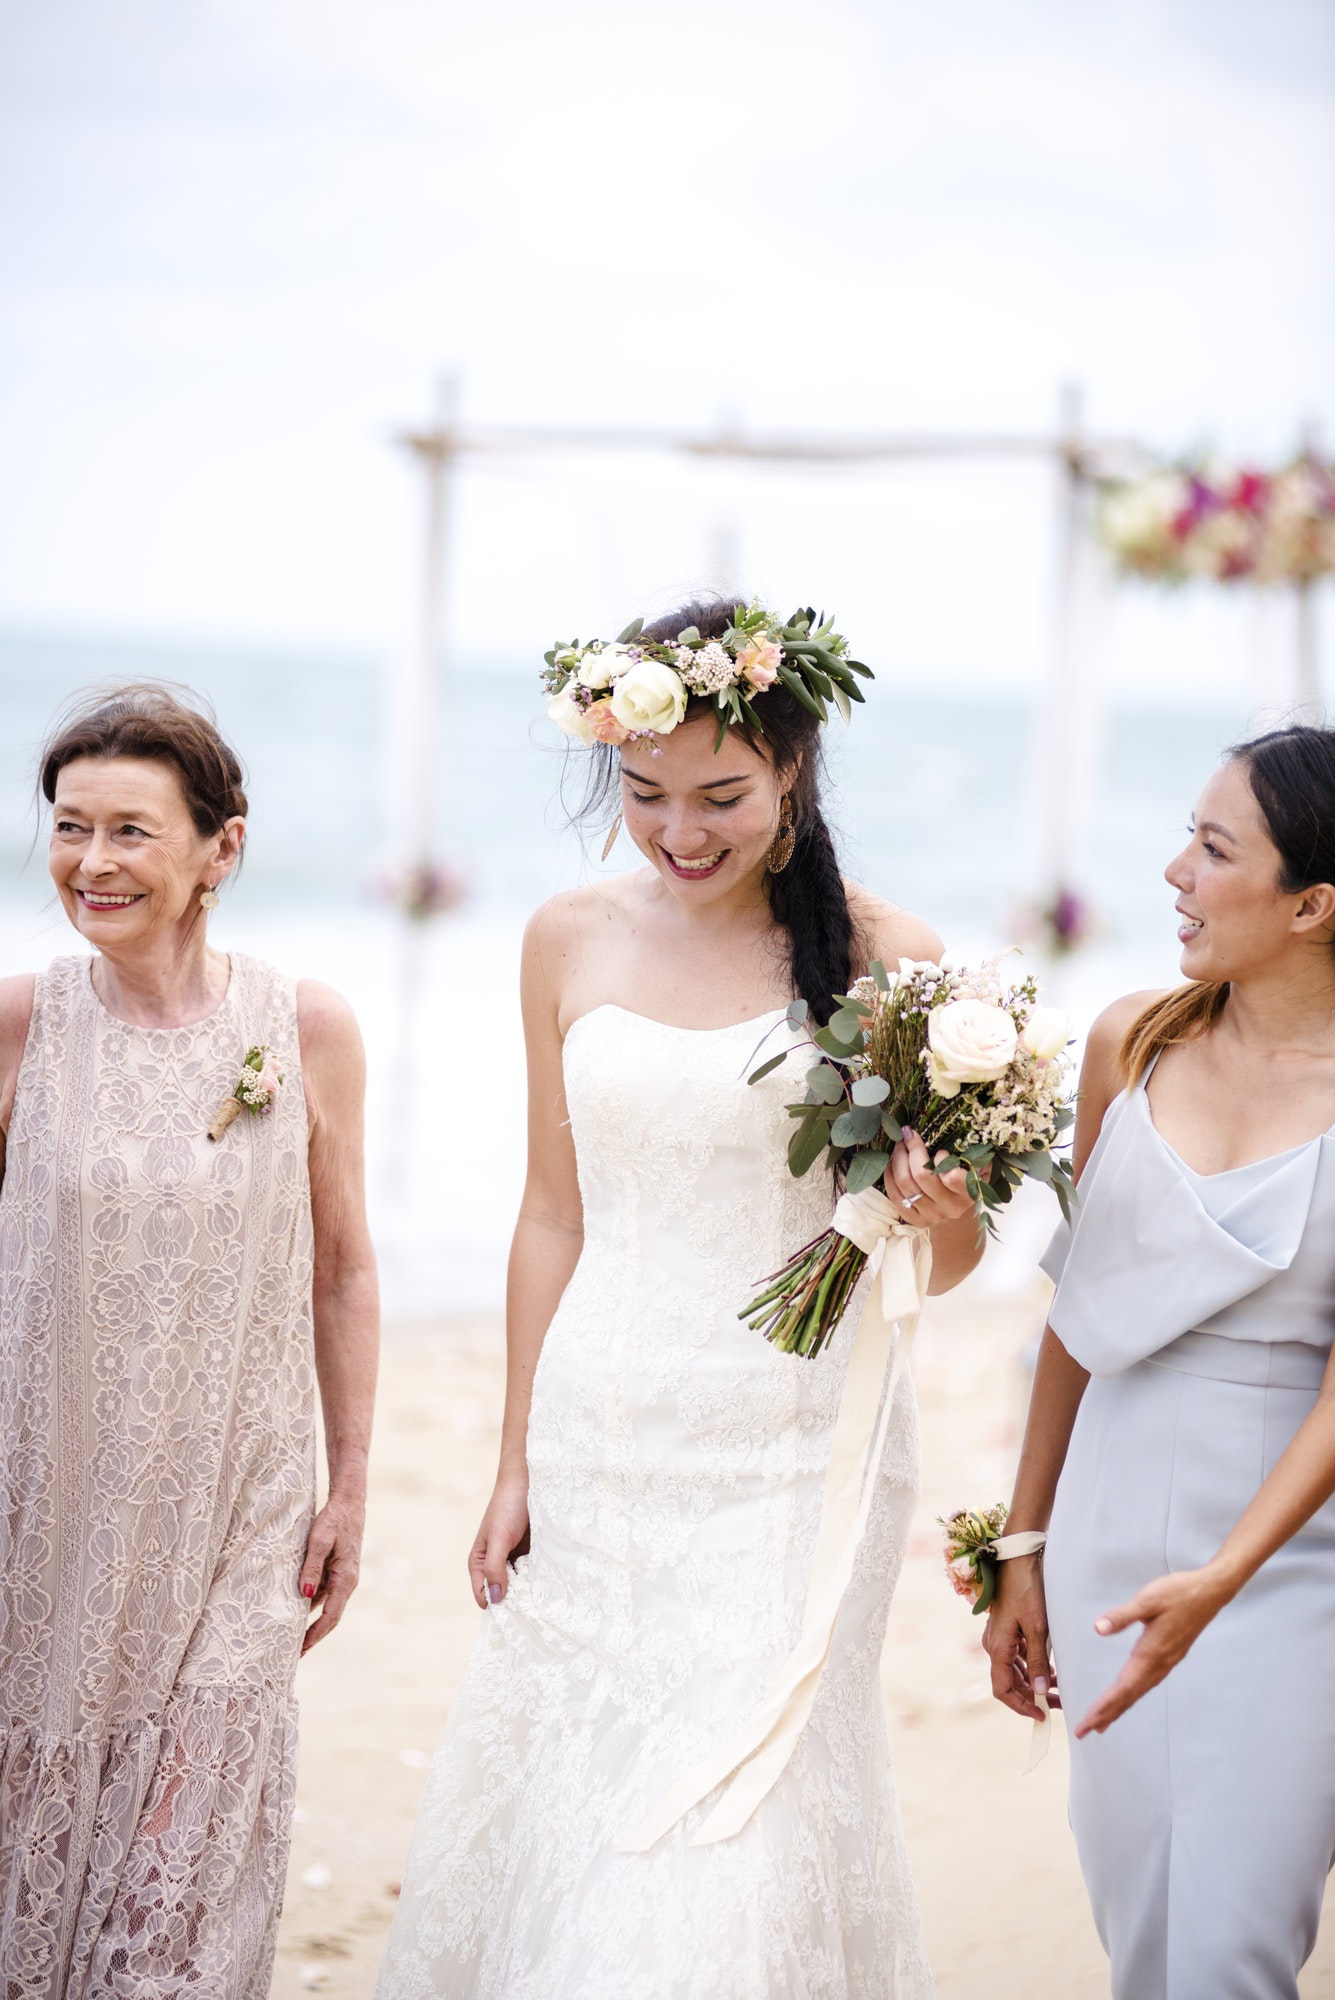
[601,814,623,862]
[200,887,220,911]
[767,795,795,874]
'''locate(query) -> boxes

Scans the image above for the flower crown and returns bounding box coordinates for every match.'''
[542,600,872,750]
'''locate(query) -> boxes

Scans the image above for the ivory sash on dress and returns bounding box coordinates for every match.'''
[619,1187,931,1851]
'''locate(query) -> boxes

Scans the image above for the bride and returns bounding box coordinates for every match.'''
[377,600,983,1999]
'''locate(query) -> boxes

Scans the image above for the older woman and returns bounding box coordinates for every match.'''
[0,684,379,1999]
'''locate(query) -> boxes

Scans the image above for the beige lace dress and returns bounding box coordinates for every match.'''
[0,953,316,1999]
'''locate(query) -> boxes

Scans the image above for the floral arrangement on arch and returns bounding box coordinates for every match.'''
[1098,452,1335,586]
[542,601,871,749]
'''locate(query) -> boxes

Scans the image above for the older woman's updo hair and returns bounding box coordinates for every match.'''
[1120,723,1335,1082]
[39,682,249,841]
[570,596,863,1024]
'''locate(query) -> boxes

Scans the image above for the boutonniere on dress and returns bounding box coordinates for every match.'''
[207,1045,284,1141]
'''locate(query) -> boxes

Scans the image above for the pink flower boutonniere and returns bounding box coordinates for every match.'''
[207,1044,284,1141]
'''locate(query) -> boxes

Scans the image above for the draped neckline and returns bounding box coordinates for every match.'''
[1137,1058,1334,1184]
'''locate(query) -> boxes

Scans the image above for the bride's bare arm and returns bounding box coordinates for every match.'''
[472,901,584,1609]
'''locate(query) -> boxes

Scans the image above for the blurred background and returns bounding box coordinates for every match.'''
[4,5,1335,1993]
[2,0,1333,1310]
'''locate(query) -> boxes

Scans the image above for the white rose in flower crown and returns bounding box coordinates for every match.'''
[927,998,1019,1098]
[609,658,688,736]
[548,684,599,744]
[578,643,633,690]
[1020,1005,1073,1063]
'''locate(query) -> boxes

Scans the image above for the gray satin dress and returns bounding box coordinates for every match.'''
[1042,1060,1335,2000]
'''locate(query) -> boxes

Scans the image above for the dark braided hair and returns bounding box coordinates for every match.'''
[567,596,863,1025]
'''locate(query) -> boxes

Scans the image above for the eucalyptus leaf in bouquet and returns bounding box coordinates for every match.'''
[740,956,1076,1358]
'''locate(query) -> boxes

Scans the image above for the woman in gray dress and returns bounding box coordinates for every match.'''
[986,724,1335,2000]
[0,684,379,1998]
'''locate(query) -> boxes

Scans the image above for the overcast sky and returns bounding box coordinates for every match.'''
[1,0,1332,695]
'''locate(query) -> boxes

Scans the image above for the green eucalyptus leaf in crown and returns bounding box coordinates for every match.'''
[541,600,873,751]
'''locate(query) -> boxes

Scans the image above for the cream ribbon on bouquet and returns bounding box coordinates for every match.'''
[619,1186,932,1853]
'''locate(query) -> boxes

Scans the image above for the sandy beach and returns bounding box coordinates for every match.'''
[272,1283,1335,2000]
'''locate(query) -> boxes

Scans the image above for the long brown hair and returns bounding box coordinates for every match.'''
[1119,980,1230,1085]
[1118,723,1335,1083]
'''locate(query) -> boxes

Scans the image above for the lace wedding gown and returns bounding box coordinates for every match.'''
[378,1005,933,2000]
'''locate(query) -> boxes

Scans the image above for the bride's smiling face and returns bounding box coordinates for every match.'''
[619,715,791,902]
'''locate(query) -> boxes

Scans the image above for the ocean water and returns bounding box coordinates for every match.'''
[0,626,1256,1312]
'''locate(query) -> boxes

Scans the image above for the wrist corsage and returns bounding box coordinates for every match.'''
[941,1504,1046,1616]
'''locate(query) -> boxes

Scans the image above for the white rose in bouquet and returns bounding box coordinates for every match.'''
[610,659,688,736]
[1020,1005,1073,1063]
[927,998,1018,1098]
[548,685,599,743]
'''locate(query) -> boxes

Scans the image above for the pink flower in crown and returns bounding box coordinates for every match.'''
[736,637,782,690]
[589,701,631,746]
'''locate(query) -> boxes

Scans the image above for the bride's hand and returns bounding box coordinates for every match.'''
[883,1127,978,1228]
[984,1552,1058,1722]
[469,1474,531,1609]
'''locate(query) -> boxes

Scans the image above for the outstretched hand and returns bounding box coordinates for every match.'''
[1074,1565,1232,1736]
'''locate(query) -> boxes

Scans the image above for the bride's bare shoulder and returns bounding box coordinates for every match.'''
[527,875,645,940]
[522,876,651,981]
[844,881,944,970]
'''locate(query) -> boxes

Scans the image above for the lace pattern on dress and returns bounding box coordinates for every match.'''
[0,954,316,2000]
[378,1005,931,2000]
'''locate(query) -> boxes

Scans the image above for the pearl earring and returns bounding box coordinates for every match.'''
[200,888,220,911]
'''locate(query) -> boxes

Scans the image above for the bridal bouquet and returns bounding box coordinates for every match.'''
[739,956,1075,1357]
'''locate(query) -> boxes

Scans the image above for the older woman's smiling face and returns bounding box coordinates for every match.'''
[49,755,244,953]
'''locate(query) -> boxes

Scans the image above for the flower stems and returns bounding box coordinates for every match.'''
[739,1229,869,1358]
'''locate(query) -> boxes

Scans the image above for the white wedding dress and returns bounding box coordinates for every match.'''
[377,1004,933,2000]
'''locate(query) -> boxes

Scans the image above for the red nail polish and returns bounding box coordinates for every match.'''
[302,1582,315,1599]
